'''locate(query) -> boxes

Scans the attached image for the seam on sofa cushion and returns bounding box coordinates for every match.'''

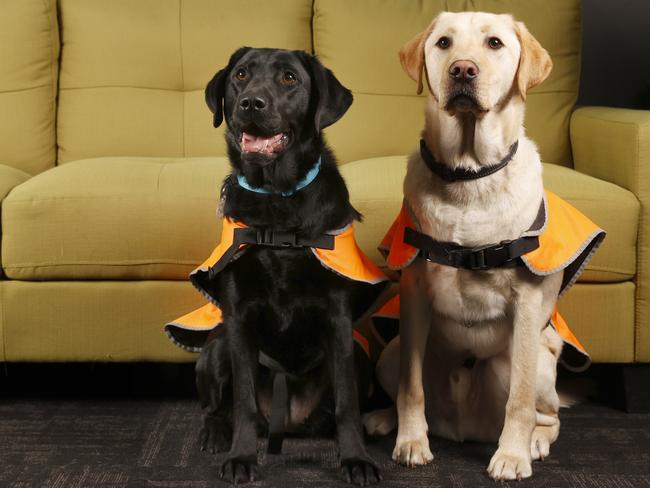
[4,260,201,268]
[0,84,51,95]
[60,85,188,92]
[5,195,217,203]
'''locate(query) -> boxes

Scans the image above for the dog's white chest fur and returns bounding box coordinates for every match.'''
[404,137,544,333]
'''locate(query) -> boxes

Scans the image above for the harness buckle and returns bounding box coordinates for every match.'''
[255,230,298,247]
[274,231,297,247]
[256,229,274,245]
[468,248,488,270]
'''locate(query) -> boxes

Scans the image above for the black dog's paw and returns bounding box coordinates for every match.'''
[199,416,231,454]
[219,456,259,484]
[340,457,382,486]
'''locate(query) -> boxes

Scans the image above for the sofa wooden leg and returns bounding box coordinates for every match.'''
[623,365,650,413]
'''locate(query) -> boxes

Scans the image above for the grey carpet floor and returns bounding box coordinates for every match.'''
[0,398,648,488]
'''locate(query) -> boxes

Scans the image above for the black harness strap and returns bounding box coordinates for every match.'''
[420,139,519,182]
[259,352,291,455]
[258,350,325,454]
[404,226,539,270]
[208,227,335,279]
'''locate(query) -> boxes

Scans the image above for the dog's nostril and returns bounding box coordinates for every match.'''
[239,98,250,110]
[253,97,266,110]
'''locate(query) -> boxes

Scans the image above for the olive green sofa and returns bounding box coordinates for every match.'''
[0,0,648,365]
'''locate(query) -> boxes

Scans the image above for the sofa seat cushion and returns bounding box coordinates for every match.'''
[2,157,229,280]
[341,157,638,283]
[2,156,637,283]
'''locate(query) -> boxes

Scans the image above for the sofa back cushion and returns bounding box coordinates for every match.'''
[0,0,59,174]
[57,0,313,163]
[313,0,581,166]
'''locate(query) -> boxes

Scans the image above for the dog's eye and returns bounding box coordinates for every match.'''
[235,68,248,80]
[282,71,298,86]
[436,37,451,49]
[488,37,503,50]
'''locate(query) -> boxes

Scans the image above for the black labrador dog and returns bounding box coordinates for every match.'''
[195,47,385,485]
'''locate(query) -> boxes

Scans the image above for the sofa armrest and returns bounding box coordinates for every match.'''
[570,106,650,362]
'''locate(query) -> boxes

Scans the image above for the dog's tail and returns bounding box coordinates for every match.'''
[557,377,597,408]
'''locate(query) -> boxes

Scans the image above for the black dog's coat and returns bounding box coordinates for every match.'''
[196,47,383,485]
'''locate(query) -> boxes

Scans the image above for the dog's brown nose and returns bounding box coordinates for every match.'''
[449,60,479,81]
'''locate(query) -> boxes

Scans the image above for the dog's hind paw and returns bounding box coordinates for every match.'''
[199,416,231,454]
[487,448,532,481]
[530,426,552,461]
[363,407,397,436]
[392,436,433,467]
[219,456,259,484]
[340,457,382,486]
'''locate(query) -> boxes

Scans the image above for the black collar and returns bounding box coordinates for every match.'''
[419,139,519,182]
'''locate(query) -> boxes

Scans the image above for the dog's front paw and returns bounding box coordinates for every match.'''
[199,416,231,454]
[392,436,433,467]
[219,455,258,484]
[340,457,382,486]
[487,448,532,481]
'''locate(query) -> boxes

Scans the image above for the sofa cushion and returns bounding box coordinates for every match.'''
[341,157,638,283]
[57,0,313,163]
[2,158,229,280]
[314,0,581,166]
[0,0,59,175]
[0,165,31,202]
[2,156,636,283]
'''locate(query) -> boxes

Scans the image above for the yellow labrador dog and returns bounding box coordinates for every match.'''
[365,12,573,481]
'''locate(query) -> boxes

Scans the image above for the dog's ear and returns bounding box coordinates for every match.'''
[399,17,437,95]
[514,22,553,100]
[304,54,353,132]
[205,47,251,128]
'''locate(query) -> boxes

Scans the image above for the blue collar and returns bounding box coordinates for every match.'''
[236,156,322,197]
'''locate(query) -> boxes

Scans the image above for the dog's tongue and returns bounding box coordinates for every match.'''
[241,132,283,154]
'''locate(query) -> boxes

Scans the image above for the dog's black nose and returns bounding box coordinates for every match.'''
[239,96,267,111]
[449,60,479,81]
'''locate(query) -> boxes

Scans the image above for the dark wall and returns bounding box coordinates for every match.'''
[578,0,650,109]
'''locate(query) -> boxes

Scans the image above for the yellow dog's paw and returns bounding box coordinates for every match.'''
[363,408,397,436]
[487,448,532,481]
[392,436,433,467]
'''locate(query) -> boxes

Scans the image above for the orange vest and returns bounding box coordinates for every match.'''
[376,190,605,371]
[165,218,390,354]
